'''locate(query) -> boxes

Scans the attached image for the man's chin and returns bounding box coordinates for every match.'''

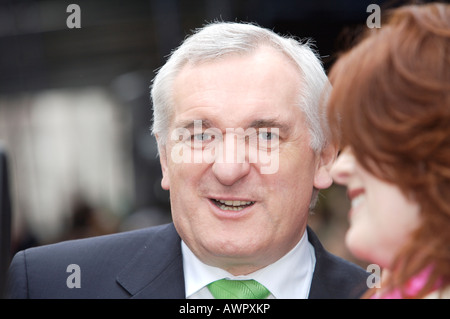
[200,240,271,272]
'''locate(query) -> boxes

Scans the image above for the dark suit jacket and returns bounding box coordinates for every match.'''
[5,223,369,299]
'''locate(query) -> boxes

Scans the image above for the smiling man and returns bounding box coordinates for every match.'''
[6,22,368,299]
[162,46,322,277]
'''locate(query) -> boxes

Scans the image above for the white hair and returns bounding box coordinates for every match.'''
[150,21,331,152]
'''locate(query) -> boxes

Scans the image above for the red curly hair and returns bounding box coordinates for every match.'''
[326,2,450,298]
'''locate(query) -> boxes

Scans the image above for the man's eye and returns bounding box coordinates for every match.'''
[258,131,278,141]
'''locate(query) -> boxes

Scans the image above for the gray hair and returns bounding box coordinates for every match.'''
[150,21,331,152]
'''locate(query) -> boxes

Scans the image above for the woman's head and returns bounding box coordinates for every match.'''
[331,147,422,269]
[327,3,450,297]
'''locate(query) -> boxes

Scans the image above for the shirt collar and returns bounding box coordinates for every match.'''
[181,230,316,299]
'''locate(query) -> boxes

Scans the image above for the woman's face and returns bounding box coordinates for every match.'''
[330,147,421,268]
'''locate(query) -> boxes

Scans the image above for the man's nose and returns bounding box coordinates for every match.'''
[330,147,355,186]
[212,133,251,186]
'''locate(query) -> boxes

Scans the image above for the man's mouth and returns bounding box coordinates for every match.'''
[210,198,255,211]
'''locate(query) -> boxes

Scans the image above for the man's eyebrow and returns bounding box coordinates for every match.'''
[248,119,291,133]
[174,118,291,133]
[175,119,214,130]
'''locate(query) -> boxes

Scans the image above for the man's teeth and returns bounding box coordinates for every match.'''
[351,194,365,208]
[218,199,253,206]
[213,199,255,211]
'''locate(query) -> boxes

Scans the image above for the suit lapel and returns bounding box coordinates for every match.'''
[307,226,369,299]
[307,226,333,298]
[116,223,186,299]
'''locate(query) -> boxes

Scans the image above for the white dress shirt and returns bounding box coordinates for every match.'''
[182,230,316,299]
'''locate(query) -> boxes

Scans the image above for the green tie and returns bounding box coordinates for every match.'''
[208,279,271,299]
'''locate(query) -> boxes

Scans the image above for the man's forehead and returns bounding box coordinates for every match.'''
[169,45,304,133]
[173,52,301,105]
[176,45,300,80]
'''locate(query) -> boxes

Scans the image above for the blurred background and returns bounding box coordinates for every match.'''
[0,0,427,275]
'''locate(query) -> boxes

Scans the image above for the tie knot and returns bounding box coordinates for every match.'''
[208,279,270,299]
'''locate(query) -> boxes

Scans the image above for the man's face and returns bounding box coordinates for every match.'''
[159,47,333,275]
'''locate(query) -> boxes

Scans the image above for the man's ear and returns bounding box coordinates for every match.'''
[156,135,171,191]
[313,141,338,190]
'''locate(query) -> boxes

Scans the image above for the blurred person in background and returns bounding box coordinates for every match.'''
[328,2,450,298]
[5,21,368,299]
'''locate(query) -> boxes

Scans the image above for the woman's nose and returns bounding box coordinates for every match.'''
[330,147,356,186]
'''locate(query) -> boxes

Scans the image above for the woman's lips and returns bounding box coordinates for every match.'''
[347,188,365,219]
[347,188,365,201]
